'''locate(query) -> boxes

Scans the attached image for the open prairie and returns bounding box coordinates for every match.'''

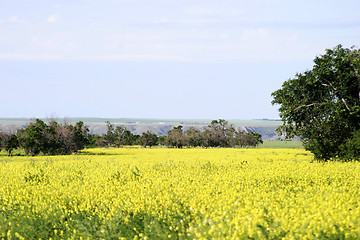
[1,148,359,239]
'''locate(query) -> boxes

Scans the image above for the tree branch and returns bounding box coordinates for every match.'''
[321,82,350,111]
[293,103,320,111]
[341,98,350,111]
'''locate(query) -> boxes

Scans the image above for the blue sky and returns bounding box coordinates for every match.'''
[1,0,359,119]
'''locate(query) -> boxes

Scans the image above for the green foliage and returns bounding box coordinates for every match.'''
[17,119,48,155]
[339,129,360,161]
[140,130,158,148]
[272,45,360,161]
[70,121,90,152]
[104,121,137,147]
[203,119,235,147]
[165,125,187,148]
[185,127,203,147]
[7,118,263,154]
[16,119,89,156]
[164,119,263,148]
[0,132,18,156]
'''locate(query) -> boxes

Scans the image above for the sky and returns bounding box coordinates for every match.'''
[1,0,359,119]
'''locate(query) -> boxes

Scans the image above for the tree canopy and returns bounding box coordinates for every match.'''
[16,119,89,156]
[272,45,360,161]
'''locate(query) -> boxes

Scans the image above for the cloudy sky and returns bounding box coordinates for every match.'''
[1,0,359,119]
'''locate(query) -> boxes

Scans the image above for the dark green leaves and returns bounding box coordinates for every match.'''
[272,45,360,160]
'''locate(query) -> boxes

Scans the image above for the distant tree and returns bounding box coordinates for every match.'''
[232,130,247,147]
[113,126,133,147]
[140,131,158,148]
[17,119,48,155]
[46,119,75,155]
[103,122,135,147]
[271,45,360,160]
[0,132,19,156]
[165,125,187,148]
[157,135,167,146]
[17,119,89,155]
[0,133,3,152]
[230,129,263,148]
[185,127,203,147]
[105,121,116,146]
[67,121,89,152]
[132,134,141,145]
[244,131,263,147]
[87,134,107,148]
[203,119,235,147]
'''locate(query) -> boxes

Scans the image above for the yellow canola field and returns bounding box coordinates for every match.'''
[0,148,360,239]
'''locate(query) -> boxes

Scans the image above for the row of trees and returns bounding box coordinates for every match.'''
[0,119,160,156]
[0,119,263,156]
[164,119,263,148]
[0,119,89,156]
[93,121,158,148]
[99,119,262,149]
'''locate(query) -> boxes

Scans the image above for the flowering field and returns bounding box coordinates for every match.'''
[1,148,360,239]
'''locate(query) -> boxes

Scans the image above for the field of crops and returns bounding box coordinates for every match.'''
[1,148,360,239]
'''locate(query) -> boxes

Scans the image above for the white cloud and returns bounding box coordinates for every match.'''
[242,28,269,40]
[185,7,214,15]
[185,6,244,17]
[0,54,61,61]
[0,53,192,62]
[288,33,299,41]
[154,17,218,25]
[47,14,59,23]
[75,54,192,62]
[9,15,27,23]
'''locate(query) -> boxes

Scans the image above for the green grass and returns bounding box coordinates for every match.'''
[258,140,304,149]
[0,149,26,156]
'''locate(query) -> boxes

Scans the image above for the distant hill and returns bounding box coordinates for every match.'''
[0,118,284,141]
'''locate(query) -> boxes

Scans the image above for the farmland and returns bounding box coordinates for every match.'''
[1,148,360,239]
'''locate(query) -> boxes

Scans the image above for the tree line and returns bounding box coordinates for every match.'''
[163,119,262,148]
[0,119,263,156]
[0,119,89,156]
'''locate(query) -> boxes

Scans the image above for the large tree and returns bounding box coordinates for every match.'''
[272,45,360,160]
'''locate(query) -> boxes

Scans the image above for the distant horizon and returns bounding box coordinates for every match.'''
[0,116,282,121]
